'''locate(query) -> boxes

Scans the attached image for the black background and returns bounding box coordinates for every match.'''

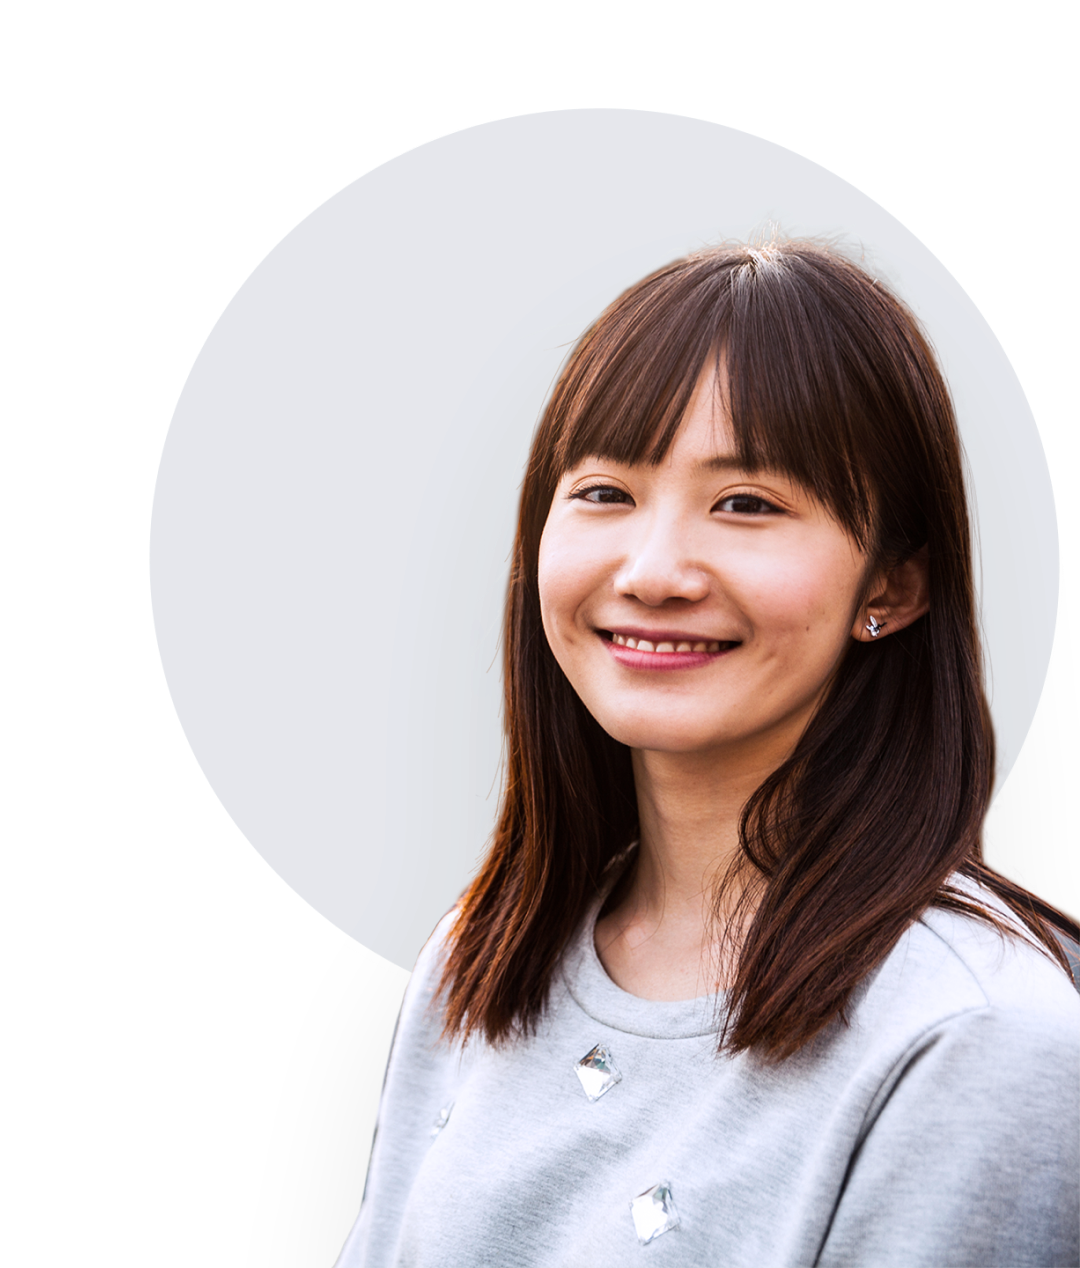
[145,114,1069,1262]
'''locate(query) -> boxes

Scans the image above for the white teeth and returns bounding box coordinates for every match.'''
[609,633,731,655]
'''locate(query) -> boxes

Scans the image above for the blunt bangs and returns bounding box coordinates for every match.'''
[545,243,945,554]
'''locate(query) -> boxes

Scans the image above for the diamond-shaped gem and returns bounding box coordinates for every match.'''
[430,1102,454,1138]
[630,1181,680,1245]
[574,1043,622,1101]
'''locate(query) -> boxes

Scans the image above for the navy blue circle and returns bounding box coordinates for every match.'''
[149,116,1064,968]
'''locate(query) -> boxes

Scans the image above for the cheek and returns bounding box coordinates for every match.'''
[732,549,863,638]
[537,527,578,644]
[537,527,594,644]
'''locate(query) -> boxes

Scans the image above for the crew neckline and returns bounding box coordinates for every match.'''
[560,859,730,1040]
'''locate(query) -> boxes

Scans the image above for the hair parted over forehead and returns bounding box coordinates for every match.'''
[439,236,1076,1061]
[533,238,949,562]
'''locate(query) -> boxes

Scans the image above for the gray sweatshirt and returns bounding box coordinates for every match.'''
[335,883,1080,1267]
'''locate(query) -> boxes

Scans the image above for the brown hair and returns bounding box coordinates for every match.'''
[439,238,1077,1059]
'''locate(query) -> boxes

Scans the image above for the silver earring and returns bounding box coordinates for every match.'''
[865,615,885,638]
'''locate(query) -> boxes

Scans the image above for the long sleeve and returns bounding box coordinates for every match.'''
[817,1003,1080,1267]
[333,916,460,1268]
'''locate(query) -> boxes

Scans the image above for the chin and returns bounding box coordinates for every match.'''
[589,708,725,755]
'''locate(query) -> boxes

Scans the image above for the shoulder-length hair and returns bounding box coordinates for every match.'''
[439,238,1076,1060]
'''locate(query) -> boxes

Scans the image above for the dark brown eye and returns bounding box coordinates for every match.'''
[573,485,631,504]
[714,494,781,515]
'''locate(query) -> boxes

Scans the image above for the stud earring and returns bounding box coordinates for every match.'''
[865,615,885,638]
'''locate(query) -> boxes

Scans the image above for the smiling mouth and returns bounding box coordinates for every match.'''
[601,631,740,655]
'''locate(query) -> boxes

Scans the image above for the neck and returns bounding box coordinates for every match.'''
[594,742,785,1000]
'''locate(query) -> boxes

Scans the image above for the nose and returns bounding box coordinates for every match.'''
[613,514,711,606]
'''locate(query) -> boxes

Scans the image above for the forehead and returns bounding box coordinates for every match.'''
[659,366,738,466]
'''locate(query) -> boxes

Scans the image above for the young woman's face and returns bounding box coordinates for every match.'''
[537,368,875,767]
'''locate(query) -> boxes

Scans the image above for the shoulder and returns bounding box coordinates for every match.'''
[409,908,460,993]
[817,892,1079,1266]
[391,908,461,1051]
[846,883,1080,1088]
[821,928,1079,1268]
[918,885,1076,1027]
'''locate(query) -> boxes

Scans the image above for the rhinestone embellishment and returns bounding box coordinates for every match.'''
[430,1102,454,1138]
[574,1043,622,1101]
[630,1181,681,1245]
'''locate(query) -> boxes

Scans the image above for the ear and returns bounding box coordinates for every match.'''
[853,545,930,642]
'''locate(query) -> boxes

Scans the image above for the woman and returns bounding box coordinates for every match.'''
[336,239,1080,1267]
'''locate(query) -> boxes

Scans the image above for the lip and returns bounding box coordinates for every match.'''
[598,626,740,671]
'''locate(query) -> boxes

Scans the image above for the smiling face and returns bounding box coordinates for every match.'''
[537,368,877,769]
